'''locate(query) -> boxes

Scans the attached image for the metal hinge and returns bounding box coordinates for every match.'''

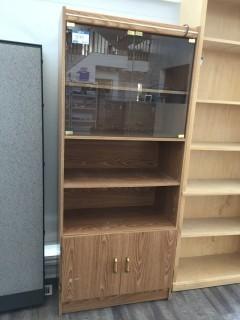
[178,134,185,139]
[189,38,196,44]
[127,30,143,37]
[65,130,73,135]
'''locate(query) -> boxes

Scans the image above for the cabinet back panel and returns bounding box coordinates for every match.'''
[205,0,240,41]
[193,104,240,143]
[158,142,184,180]
[198,50,240,101]
[189,151,240,179]
[65,140,158,169]
[185,196,240,219]
[181,236,240,258]
[64,188,155,209]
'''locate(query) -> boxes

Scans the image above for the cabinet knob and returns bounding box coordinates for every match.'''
[113,258,118,273]
[125,257,130,273]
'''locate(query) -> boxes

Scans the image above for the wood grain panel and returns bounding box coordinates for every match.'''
[193,103,240,143]
[120,230,176,294]
[62,234,122,303]
[65,9,198,38]
[184,196,240,219]
[174,253,240,291]
[198,50,240,101]
[155,187,180,225]
[180,236,240,258]
[64,168,180,189]
[158,142,184,181]
[65,140,158,169]
[62,289,169,313]
[63,208,175,236]
[188,151,240,179]
[64,188,155,210]
[205,0,240,41]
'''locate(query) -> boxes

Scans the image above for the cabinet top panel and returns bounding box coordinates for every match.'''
[64,7,198,39]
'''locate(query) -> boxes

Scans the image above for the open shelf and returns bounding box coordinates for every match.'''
[173,253,240,291]
[198,49,240,102]
[184,180,240,196]
[205,0,240,42]
[65,135,185,142]
[64,169,180,189]
[191,142,240,152]
[63,206,175,236]
[182,218,240,238]
[66,81,187,95]
[204,37,240,53]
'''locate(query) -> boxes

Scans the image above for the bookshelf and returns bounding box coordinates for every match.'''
[174,0,240,291]
[59,8,197,313]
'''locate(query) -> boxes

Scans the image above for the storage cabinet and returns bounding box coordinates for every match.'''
[62,234,122,302]
[120,231,176,295]
[62,230,176,303]
[59,8,198,314]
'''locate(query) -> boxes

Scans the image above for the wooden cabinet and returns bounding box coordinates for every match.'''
[62,230,176,304]
[62,234,122,302]
[59,8,198,314]
[120,231,176,295]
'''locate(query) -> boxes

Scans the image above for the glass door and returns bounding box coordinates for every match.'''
[65,23,195,138]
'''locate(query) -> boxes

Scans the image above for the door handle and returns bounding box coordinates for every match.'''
[125,257,130,273]
[113,258,118,273]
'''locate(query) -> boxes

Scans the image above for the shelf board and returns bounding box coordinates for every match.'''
[173,253,240,291]
[204,37,240,53]
[63,206,175,236]
[182,218,240,238]
[197,99,240,106]
[191,142,240,152]
[64,169,180,189]
[65,135,185,142]
[66,81,187,95]
[184,179,240,196]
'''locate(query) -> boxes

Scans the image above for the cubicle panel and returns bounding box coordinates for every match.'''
[0,40,44,312]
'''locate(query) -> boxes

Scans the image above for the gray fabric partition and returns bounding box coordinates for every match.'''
[0,41,44,311]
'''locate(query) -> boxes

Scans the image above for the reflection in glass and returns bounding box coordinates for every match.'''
[65,23,195,138]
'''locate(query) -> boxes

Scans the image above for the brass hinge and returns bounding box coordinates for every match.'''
[189,38,196,44]
[127,30,143,37]
[178,134,185,139]
[65,130,73,135]
[67,22,75,27]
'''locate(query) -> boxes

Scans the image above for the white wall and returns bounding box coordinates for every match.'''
[0,0,180,244]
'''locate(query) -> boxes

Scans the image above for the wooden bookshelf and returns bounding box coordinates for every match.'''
[184,180,240,196]
[197,99,240,106]
[191,142,240,152]
[175,0,240,291]
[174,253,240,291]
[182,218,240,238]
[204,37,240,53]
[59,7,198,313]
[64,169,180,189]
[64,207,175,236]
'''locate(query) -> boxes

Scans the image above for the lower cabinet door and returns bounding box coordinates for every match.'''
[120,230,177,295]
[62,234,123,303]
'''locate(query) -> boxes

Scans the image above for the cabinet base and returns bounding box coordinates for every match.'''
[62,289,169,314]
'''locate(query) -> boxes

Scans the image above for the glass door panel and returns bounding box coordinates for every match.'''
[65,22,195,138]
